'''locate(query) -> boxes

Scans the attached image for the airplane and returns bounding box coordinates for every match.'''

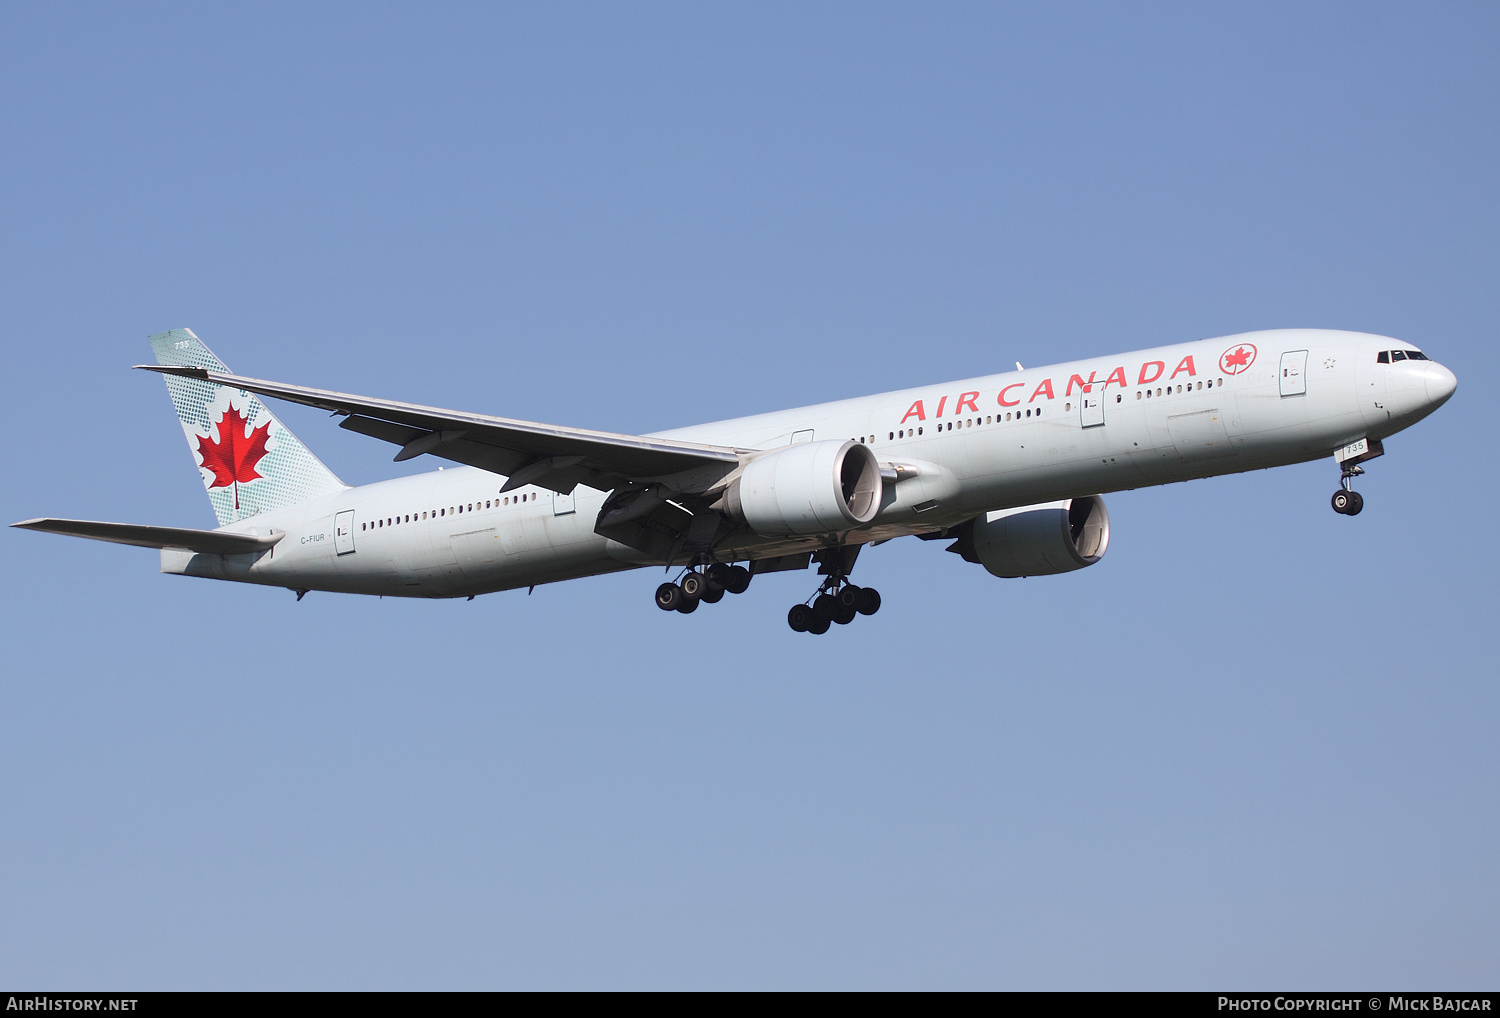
[14,328,1456,633]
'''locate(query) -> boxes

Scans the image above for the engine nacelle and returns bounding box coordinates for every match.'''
[952,496,1110,577]
[723,440,884,536]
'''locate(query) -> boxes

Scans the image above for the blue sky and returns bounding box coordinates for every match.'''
[1,2,1496,989]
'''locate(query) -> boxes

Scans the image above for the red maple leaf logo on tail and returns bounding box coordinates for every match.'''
[196,404,271,509]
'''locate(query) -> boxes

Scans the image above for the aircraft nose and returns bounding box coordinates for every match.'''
[1425,362,1458,407]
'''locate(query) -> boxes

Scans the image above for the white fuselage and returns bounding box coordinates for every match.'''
[165,329,1455,597]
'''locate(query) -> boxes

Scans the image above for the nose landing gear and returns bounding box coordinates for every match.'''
[1331,437,1382,516]
[1331,463,1366,516]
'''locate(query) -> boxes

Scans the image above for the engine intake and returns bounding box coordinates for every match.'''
[950,496,1110,577]
[724,440,884,536]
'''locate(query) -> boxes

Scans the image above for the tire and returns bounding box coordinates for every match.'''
[806,615,831,635]
[680,571,705,599]
[706,563,732,587]
[837,585,861,610]
[655,583,683,611]
[724,565,752,594]
[855,587,881,615]
[1331,490,1352,514]
[676,596,699,614]
[833,606,857,625]
[700,585,724,604]
[1345,490,1364,516]
[787,604,812,632]
[813,593,839,620]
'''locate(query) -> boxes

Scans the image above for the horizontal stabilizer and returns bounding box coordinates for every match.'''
[11,518,282,555]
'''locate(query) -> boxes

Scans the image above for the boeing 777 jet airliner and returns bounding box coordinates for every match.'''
[15,328,1455,633]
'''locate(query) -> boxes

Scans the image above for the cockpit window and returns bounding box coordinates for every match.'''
[1404,350,1429,361]
[1391,350,1407,362]
[1377,351,1390,363]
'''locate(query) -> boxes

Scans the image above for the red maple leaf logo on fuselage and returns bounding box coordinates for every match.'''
[197,404,271,509]
[1219,343,1257,375]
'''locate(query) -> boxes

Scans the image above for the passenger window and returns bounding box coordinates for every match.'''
[1115,394,1122,403]
[918,427,923,435]
[1391,350,1407,362]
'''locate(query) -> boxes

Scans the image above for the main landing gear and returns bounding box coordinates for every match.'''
[655,562,752,614]
[785,580,881,635]
[784,545,880,634]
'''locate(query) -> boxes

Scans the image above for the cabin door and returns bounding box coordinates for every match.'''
[1280,350,1308,397]
[333,510,356,555]
[553,488,576,516]
[1080,388,1105,428]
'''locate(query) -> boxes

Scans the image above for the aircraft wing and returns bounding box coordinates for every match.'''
[137,365,743,494]
[12,518,282,554]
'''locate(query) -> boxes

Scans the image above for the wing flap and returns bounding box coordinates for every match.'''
[12,518,282,555]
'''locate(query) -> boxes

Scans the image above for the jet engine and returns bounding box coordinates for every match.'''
[722,440,883,536]
[948,496,1110,577]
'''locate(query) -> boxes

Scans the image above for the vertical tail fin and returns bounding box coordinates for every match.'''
[150,329,346,526]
